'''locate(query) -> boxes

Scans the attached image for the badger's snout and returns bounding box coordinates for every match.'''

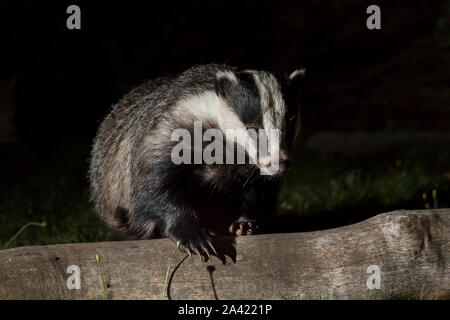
[257,150,290,176]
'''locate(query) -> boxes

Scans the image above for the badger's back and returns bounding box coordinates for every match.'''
[89,78,167,232]
[89,65,226,235]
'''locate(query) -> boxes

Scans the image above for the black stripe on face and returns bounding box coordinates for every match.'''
[216,72,263,127]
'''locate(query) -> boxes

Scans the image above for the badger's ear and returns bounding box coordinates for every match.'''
[284,68,305,89]
[214,71,238,98]
[282,68,305,151]
[279,68,305,102]
[287,68,305,82]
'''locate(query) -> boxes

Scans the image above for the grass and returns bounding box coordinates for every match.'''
[162,240,181,300]
[96,254,107,300]
[279,160,446,214]
[0,183,114,248]
[0,131,449,249]
[277,132,450,222]
[0,142,114,248]
[3,221,47,249]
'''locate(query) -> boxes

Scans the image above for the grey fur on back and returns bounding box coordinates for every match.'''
[89,64,233,235]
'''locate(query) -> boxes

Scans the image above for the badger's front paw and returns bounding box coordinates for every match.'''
[229,217,258,236]
[165,221,217,261]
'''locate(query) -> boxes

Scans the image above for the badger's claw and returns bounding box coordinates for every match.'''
[186,248,193,260]
[170,225,217,262]
[229,218,258,236]
[207,240,218,256]
[201,245,211,260]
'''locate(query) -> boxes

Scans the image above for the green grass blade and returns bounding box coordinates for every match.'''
[162,240,181,300]
[96,254,107,300]
[3,221,46,249]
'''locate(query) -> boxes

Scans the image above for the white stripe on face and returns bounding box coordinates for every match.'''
[215,71,238,85]
[175,90,260,164]
[249,71,287,172]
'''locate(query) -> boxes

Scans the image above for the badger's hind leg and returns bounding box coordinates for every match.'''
[229,216,259,236]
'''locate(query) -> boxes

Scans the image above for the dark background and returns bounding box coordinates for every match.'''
[0,0,449,246]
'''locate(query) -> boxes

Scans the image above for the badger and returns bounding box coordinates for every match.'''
[89,64,302,258]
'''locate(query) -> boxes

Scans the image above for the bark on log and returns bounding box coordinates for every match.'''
[0,209,449,300]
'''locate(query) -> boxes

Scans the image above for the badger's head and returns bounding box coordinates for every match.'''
[172,66,303,180]
[213,68,303,176]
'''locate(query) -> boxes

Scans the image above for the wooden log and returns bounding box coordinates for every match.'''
[0,209,449,300]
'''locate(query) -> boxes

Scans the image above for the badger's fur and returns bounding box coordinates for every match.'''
[89,64,302,256]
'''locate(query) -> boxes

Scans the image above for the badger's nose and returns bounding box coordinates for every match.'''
[258,156,290,175]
